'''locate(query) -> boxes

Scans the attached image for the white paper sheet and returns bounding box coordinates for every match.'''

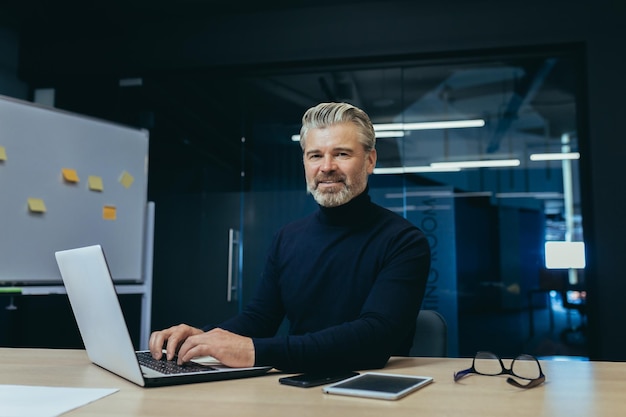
[0,385,118,417]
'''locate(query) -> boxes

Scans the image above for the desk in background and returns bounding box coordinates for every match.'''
[0,348,620,417]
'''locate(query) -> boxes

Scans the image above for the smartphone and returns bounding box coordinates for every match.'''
[322,372,433,400]
[279,371,359,388]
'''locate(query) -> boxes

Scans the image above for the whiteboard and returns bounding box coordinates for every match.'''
[0,95,149,284]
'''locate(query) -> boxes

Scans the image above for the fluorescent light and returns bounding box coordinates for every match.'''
[385,190,492,198]
[292,118,485,141]
[530,152,580,161]
[496,192,564,199]
[545,241,586,269]
[374,165,461,174]
[373,119,485,131]
[430,159,520,169]
[374,130,405,138]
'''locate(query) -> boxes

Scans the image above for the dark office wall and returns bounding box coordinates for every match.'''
[0,26,27,99]
[9,0,626,359]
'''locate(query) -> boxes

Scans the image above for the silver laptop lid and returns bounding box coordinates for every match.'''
[55,245,146,386]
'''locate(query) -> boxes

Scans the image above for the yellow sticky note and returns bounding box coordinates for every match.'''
[88,176,104,192]
[62,168,80,183]
[27,198,47,213]
[0,145,6,161]
[119,171,134,189]
[103,205,117,220]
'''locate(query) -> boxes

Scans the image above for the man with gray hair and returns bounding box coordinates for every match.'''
[300,102,376,208]
[150,102,431,373]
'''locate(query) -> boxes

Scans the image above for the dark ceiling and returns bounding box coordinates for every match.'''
[1,0,583,197]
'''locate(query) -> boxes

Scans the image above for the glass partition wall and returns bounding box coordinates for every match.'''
[145,45,586,359]
[238,46,586,358]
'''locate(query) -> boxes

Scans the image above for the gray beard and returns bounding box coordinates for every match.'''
[308,185,353,207]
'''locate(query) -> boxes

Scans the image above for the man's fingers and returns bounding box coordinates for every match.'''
[165,335,182,361]
[149,331,167,359]
[149,325,185,360]
[176,334,203,364]
[148,324,207,363]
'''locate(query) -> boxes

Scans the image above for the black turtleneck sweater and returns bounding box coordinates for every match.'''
[218,189,431,372]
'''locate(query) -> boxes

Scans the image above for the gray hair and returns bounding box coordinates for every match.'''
[299,102,376,152]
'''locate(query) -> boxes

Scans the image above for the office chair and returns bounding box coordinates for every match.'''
[560,288,586,345]
[409,309,448,357]
[531,268,587,344]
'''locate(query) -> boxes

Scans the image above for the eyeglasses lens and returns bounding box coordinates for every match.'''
[473,352,541,380]
[473,351,502,375]
[511,354,541,380]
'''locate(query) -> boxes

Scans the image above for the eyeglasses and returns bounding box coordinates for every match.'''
[454,351,546,389]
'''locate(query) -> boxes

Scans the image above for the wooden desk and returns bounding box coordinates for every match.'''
[1,348,621,417]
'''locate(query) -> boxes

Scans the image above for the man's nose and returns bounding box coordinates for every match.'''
[320,155,336,171]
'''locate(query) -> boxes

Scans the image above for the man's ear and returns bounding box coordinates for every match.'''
[366,149,377,174]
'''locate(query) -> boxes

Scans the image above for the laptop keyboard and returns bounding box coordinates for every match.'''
[136,351,215,374]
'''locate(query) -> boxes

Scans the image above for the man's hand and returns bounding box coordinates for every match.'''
[149,324,204,361]
[149,324,255,368]
[177,328,255,368]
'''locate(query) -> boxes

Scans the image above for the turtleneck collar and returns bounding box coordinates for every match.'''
[316,187,376,227]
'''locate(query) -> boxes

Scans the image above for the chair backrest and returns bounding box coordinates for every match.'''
[409,309,448,357]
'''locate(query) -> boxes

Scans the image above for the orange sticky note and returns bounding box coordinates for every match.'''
[119,170,134,189]
[62,168,80,183]
[103,205,117,220]
[88,176,104,192]
[0,145,6,161]
[27,198,47,213]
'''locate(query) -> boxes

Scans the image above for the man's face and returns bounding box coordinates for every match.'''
[303,122,377,207]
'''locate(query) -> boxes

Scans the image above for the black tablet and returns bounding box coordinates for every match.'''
[279,371,359,388]
[322,372,433,400]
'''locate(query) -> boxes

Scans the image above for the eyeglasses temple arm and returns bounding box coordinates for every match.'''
[506,375,546,389]
[453,367,474,382]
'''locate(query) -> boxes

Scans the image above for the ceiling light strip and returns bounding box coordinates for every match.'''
[374,130,405,138]
[496,192,564,199]
[374,166,461,174]
[430,159,520,169]
[292,118,485,141]
[373,119,485,131]
[529,152,580,161]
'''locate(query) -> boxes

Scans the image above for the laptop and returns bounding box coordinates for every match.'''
[55,244,272,387]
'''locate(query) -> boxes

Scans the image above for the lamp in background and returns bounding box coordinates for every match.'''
[544,241,586,269]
